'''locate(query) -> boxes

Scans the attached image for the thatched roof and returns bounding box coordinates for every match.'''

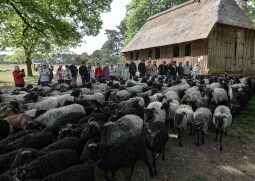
[121,0,254,53]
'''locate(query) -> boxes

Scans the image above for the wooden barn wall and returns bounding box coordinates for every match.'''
[208,23,255,75]
[123,39,209,73]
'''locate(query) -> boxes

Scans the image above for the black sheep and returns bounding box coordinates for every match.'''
[145,122,168,176]
[0,131,52,154]
[45,112,86,135]
[57,124,86,140]
[81,136,153,181]
[0,150,19,174]
[15,149,80,180]
[41,137,83,155]
[27,161,101,181]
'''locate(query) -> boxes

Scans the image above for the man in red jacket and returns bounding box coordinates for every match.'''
[13,65,26,87]
[95,63,102,82]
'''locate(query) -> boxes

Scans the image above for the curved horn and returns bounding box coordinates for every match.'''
[88,143,97,148]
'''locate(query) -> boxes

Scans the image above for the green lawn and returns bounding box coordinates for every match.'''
[0,64,39,87]
[229,96,255,146]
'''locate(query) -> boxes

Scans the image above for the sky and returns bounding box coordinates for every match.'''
[70,0,132,55]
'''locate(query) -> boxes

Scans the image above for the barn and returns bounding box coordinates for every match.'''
[121,0,255,75]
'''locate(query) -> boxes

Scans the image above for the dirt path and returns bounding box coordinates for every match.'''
[95,130,255,181]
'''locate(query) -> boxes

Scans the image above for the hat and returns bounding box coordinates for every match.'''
[82,61,85,64]
[65,65,69,67]
[142,59,146,62]
[14,65,19,69]
[148,60,152,62]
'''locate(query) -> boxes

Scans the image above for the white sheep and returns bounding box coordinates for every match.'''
[82,93,105,105]
[213,105,233,151]
[126,85,143,93]
[34,104,85,126]
[91,84,108,91]
[206,83,221,90]
[144,101,166,129]
[165,91,179,101]
[206,88,229,105]
[116,90,130,98]
[192,107,212,146]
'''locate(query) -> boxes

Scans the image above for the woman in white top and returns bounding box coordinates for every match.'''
[38,63,50,86]
[109,65,116,80]
[87,63,94,82]
[62,65,72,85]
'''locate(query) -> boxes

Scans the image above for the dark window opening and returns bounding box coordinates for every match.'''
[136,51,139,60]
[130,52,134,60]
[148,49,152,59]
[155,48,160,59]
[185,43,191,56]
[173,45,179,57]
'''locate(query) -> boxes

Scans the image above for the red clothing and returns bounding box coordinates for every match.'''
[13,70,25,84]
[57,68,63,80]
[95,67,102,77]
[64,80,71,85]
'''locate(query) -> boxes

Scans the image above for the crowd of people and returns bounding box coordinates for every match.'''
[12,59,200,87]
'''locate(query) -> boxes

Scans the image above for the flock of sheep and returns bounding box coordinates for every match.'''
[0,74,254,181]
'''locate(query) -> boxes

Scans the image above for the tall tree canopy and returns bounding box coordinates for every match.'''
[0,0,112,76]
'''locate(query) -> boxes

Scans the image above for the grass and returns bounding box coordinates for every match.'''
[0,64,39,87]
[195,175,207,181]
[229,96,255,145]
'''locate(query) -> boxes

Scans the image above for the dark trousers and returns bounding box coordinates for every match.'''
[140,72,145,78]
[81,76,87,85]
[146,74,151,77]
[130,72,136,79]
[86,77,91,83]
[15,84,24,87]
[96,76,102,82]
[58,80,64,84]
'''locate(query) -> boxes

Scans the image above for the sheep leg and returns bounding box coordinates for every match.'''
[214,129,219,141]
[189,123,193,136]
[152,153,155,167]
[126,164,135,180]
[224,129,227,136]
[201,131,205,144]
[196,130,200,147]
[141,154,153,178]
[220,130,224,151]
[162,145,165,160]
[179,129,183,147]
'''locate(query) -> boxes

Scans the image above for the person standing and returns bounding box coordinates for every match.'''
[138,59,146,78]
[158,61,167,76]
[151,61,158,76]
[145,60,153,77]
[49,68,54,84]
[109,65,116,80]
[69,61,78,86]
[62,65,72,85]
[169,61,177,76]
[38,63,50,86]
[115,63,123,78]
[129,60,137,79]
[122,63,130,80]
[102,63,110,81]
[183,61,191,75]
[95,63,103,82]
[79,61,88,85]
[87,63,94,82]
[177,62,184,76]
[192,64,199,76]
[55,65,64,84]
[13,65,26,87]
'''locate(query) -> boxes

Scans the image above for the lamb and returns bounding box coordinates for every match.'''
[213,105,233,151]
[82,93,105,105]
[34,104,85,126]
[0,131,52,154]
[27,161,101,181]
[0,149,19,174]
[192,107,212,146]
[81,115,143,144]
[174,105,194,147]
[145,121,168,176]
[45,112,86,135]
[14,149,80,180]
[205,88,229,105]
[80,136,153,181]
[40,137,83,155]
[144,101,166,129]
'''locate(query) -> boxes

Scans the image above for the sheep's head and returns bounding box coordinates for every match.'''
[26,120,46,131]
[144,108,158,128]
[57,127,76,141]
[80,140,99,162]
[214,116,227,130]
[157,95,166,102]
[0,105,13,118]
[206,89,214,99]
[70,88,81,98]
[11,148,42,171]
[147,129,160,147]
[186,100,197,111]
[174,112,187,127]
[80,120,101,143]
[160,99,172,110]
[192,118,205,136]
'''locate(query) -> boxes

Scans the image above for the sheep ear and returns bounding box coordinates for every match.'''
[152,108,158,114]
[88,143,97,148]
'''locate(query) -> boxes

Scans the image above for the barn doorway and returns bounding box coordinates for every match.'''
[226,41,236,72]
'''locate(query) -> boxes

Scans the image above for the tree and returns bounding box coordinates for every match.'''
[0,0,113,76]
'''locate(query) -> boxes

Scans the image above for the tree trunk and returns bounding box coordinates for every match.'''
[25,51,33,77]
